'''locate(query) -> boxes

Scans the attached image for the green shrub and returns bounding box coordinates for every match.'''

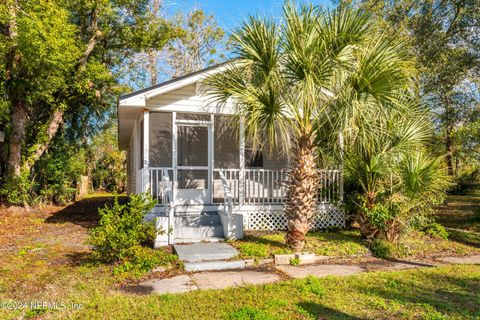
[423,223,449,239]
[226,307,275,320]
[364,203,397,233]
[289,257,301,266]
[453,169,480,195]
[89,193,169,276]
[369,239,408,259]
[0,172,37,205]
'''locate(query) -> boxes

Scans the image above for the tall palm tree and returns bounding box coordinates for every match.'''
[207,2,414,252]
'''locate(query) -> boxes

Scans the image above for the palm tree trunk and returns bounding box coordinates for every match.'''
[285,133,318,252]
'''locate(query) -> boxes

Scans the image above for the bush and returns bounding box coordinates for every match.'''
[113,245,177,277]
[89,193,170,276]
[238,243,269,258]
[370,239,408,259]
[423,222,449,239]
[453,169,480,195]
[226,307,275,320]
[36,143,87,205]
[0,172,37,205]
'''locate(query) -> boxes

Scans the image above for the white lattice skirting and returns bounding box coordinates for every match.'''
[243,204,345,230]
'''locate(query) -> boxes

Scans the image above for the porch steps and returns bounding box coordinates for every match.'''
[183,260,246,272]
[173,243,245,272]
[173,214,224,242]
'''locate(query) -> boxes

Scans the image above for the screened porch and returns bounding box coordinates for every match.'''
[129,111,342,209]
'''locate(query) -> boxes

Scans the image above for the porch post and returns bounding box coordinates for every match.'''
[172,112,177,202]
[239,117,245,204]
[143,109,150,193]
[338,132,344,203]
[209,114,214,204]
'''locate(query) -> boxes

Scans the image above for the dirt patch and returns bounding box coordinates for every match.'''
[0,196,124,259]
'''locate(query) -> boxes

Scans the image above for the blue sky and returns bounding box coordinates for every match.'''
[165,0,332,32]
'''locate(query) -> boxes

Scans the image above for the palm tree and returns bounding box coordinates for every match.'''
[343,99,451,240]
[207,2,414,252]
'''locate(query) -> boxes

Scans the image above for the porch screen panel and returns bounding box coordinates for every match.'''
[177,126,208,166]
[149,112,172,167]
[214,115,239,168]
[178,170,208,189]
[213,115,239,203]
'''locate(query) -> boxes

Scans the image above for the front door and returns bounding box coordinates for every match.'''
[175,122,211,205]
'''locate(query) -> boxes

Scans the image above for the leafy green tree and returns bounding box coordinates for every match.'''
[160,9,226,78]
[0,0,178,204]
[349,0,480,176]
[208,3,414,251]
[88,124,126,193]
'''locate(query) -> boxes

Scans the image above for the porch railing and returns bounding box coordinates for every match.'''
[143,167,342,206]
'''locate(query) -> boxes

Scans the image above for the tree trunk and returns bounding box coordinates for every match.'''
[285,133,318,252]
[5,1,25,178]
[7,99,26,177]
[445,124,454,176]
[147,49,157,85]
[23,108,64,173]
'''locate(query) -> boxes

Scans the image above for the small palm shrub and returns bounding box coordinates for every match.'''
[89,193,173,276]
[344,100,451,243]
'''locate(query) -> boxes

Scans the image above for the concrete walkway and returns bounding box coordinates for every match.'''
[127,271,280,295]
[127,254,480,295]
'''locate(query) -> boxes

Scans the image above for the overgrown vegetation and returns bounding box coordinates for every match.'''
[89,193,175,277]
[0,0,226,207]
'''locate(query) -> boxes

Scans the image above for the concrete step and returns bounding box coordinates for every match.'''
[174,215,221,227]
[174,243,239,262]
[174,225,224,239]
[174,237,224,244]
[184,260,246,272]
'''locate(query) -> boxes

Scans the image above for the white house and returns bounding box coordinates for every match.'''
[118,63,344,247]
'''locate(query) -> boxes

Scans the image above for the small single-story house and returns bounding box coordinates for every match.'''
[117,63,344,247]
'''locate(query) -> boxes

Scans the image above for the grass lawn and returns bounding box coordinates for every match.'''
[434,192,480,248]
[1,261,479,319]
[434,194,480,232]
[230,191,480,260]
[230,228,480,260]
[230,230,370,259]
[1,193,480,319]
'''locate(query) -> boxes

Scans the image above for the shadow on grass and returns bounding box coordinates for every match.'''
[45,196,128,229]
[297,302,366,320]
[447,230,480,248]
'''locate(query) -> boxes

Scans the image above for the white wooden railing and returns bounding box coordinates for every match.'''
[161,169,175,244]
[218,171,233,216]
[143,167,342,206]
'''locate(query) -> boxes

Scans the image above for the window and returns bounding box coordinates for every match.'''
[245,148,263,168]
